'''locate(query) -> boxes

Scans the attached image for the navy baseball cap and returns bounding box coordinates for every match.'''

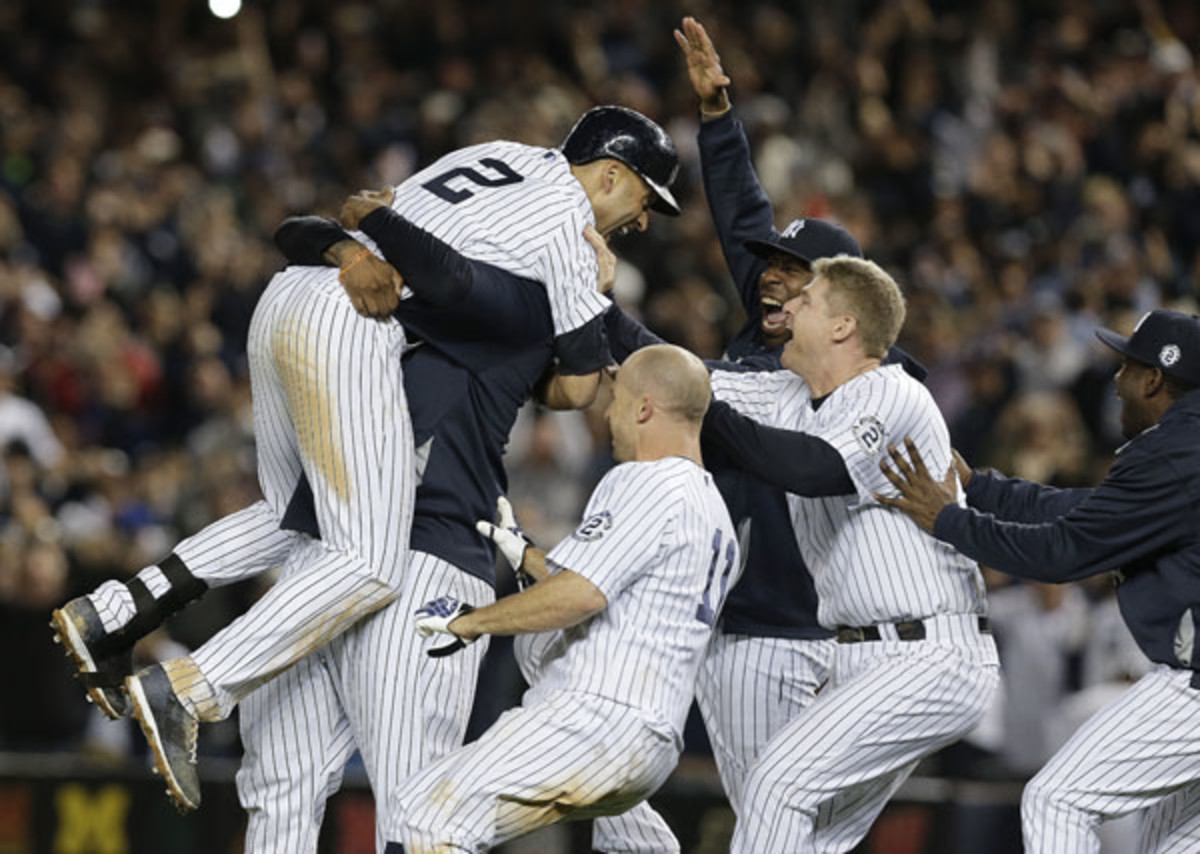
[1096,309,1200,385]
[744,218,862,266]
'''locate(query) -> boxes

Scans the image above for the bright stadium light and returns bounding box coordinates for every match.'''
[209,0,242,19]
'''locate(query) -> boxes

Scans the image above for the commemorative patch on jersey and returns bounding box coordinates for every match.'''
[852,415,887,456]
[572,511,613,542]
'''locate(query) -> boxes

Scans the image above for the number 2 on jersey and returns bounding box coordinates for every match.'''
[696,528,737,627]
[422,158,524,204]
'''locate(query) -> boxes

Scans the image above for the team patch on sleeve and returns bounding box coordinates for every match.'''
[852,415,887,456]
[572,511,613,542]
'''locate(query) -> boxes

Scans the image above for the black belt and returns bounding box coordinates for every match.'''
[836,616,991,644]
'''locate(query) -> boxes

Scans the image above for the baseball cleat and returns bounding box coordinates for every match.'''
[50,597,133,719]
[126,664,201,812]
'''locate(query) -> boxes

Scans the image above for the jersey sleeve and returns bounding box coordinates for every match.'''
[934,448,1192,583]
[697,111,774,308]
[545,464,676,602]
[966,470,1094,522]
[532,196,613,338]
[709,369,784,423]
[812,376,950,505]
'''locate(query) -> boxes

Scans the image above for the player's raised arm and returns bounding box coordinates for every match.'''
[676,16,776,308]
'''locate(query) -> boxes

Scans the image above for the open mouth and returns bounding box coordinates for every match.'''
[761,297,787,332]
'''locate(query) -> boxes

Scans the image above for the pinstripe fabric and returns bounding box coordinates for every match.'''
[349,142,608,337]
[1022,664,1200,854]
[389,457,735,850]
[591,802,680,853]
[712,364,999,853]
[710,365,988,628]
[731,630,999,853]
[694,633,835,815]
[536,459,739,739]
[390,691,679,852]
[238,551,493,854]
[171,266,415,722]
[89,500,299,633]
[517,631,683,854]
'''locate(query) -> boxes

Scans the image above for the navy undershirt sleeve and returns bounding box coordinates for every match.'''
[702,398,855,496]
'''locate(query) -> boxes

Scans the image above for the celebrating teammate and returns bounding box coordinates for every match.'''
[235,202,614,851]
[879,308,1200,853]
[380,344,739,852]
[595,19,928,847]
[49,104,679,812]
[698,256,998,852]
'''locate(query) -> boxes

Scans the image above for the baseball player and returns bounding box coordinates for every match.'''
[235,191,636,851]
[381,344,739,852]
[879,309,1200,854]
[49,105,680,813]
[697,256,998,853]
[592,19,930,846]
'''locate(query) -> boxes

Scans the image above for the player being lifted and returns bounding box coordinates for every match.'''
[384,344,741,852]
[49,105,679,812]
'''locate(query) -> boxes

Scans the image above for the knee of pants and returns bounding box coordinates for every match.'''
[740,762,793,820]
[351,577,401,616]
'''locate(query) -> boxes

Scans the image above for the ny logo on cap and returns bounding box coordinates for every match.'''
[781,219,807,238]
[1160,344,1182,367]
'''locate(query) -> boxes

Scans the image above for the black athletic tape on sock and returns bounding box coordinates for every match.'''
[157,554,208,613]
[97,555,208,655]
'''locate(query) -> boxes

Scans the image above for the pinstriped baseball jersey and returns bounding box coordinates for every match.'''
[710,364,987,628]
[536,457,739,739]
[349,142,609,338]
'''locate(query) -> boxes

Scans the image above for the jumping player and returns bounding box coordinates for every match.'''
[50,105,679,812]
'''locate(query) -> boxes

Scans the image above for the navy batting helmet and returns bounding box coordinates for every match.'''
[562,106,680,216]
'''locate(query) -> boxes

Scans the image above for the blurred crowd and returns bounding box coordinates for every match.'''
[1,0,1198,803]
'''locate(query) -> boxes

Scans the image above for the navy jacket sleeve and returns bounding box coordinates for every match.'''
[702,399,855,496]
[359,207,472,308]
[274,216,347,267]
[698,111,774,309]
[273,210,471,308]
[603,305,666,362]
[934,447,1192,583]
[965,470,1094,522]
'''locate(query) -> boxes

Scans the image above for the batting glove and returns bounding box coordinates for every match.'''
[414,596,476,658]
[476,496,536,590]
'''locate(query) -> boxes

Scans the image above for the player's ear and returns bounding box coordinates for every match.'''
[831,313,857,345]
[1145,367,1168,398]
[601,161,621,193]
[636,395,653,424]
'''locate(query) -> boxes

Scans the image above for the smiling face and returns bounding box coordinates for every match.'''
[758,252,816,346]
[779,275,836,374]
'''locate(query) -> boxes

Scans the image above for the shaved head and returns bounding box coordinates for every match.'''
[618,344,711,424]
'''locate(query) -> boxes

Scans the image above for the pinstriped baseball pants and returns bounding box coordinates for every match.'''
[732,623,999,854]
[1022,664,1200,854]
[387,691,679,852]
[176,267,415,721]
[696,631,835,815]
[589,632,835,853]
[237,550,493,854]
